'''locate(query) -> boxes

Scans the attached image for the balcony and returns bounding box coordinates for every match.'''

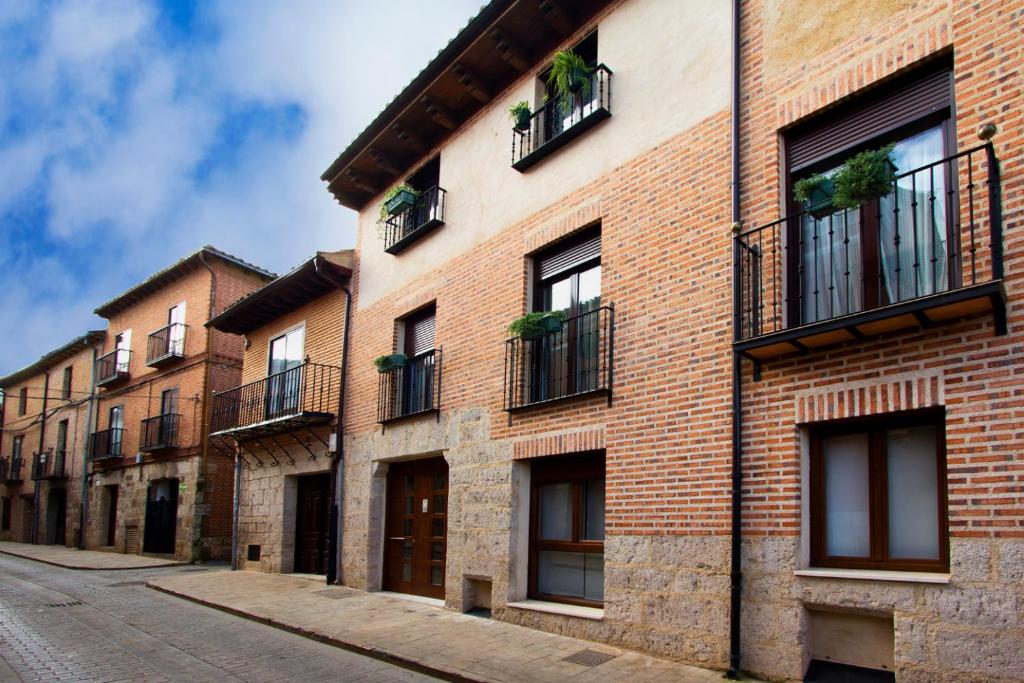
[0,456,23,483]
[89,428,124,462]
[32,451,68,480]
[377,349,442,425]
[140,413,180,452]
[511,64,612,172]
[95,349,131,387]
[209,362,341,439]
[147,323,187,367]
[734,144,1005,362]
[504,305,614,411]
[379,186,447,255]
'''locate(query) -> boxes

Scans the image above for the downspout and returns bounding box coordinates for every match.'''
[313,257,352,585]
[728,0,744,678]
[197,251,218,561]
[32,372,50,544]
[78,342,99,549]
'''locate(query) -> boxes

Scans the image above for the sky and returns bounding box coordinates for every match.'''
[0,0,483,376]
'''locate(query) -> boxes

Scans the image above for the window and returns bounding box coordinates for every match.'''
[1,497,10,530]
[12,435,23,462]
[56,420,68,456]
[18,387,27,416]
[400,305,437,416]
[785,66,955,326]
[115,330,131,372]
[809,411,947,572]
[168,303,186,355]
[161,388,179,415]
[267,326,305,418]
[109,405,124,456]
[62,367,73,400]
[529,452,605,606]
[539,32,599,144]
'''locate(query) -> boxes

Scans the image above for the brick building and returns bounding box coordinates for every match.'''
[85,246,273,561]
[0,331,104,547]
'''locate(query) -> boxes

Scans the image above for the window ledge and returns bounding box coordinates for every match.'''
[794,568,950,584]
[505,599,604,620]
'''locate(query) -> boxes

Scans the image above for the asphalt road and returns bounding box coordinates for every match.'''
[0,553,438,682]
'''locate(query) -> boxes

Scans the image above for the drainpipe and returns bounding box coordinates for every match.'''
[78,342,99,549]
[728,0,744,678]
[231,448,241,570]
[313,257,352,585]
[32,372,50,544]
[196,250,218,561]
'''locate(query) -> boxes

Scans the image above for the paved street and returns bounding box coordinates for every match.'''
[0,553,436,682]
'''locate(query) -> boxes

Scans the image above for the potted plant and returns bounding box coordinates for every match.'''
[793,174,836,219]
[832,143,897,209]
[507,311,567,340]
[509,101,532,131]
[373,353,408,372]
[380,185,420,220]
[547,49,592,106]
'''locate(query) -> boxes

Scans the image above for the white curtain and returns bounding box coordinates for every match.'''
[801,208,863,323]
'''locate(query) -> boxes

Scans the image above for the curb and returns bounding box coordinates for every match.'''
[0,549,188,571]
[146,582,490,683]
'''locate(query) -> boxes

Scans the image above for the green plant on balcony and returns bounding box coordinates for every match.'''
[793,174,836,219]
[379,185,420,221]
[832,143,897,209]
[547,49,592,107]
[507,311,567,340]
[374,353,408,372]
[509,101,532,131]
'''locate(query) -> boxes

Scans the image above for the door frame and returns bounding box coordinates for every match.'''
[291,472,331,575]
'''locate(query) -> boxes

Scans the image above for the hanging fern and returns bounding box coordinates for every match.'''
[546,49,592,107]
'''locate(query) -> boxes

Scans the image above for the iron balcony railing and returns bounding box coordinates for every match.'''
[379,186,447,254]
[95,349,131,386]
[735,144,1003,341]
[504,305,614,411]
[209,362,341,435]
[0,456,23,483]
[512,64,612,171]
[140,413,180,451]
[147,323,187,366]
[32,450,68,480]
[89,428,124,461]
[377,349,442,424]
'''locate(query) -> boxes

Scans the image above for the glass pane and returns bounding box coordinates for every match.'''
[405,496,414,514]
[887,425,940,559]
[584,553,604,602]
[402,540,413,559]
[537,550,584,598]
[546,276,573,315]
[577,265,601,312]
[433,495,445,513]
[801,208,863,323]
[539,483,572,540]
[404,475,414,492]
[433,473,446,490]
[584,479,605,541]
[432,518,444,538]
[431,542,444,561]
[401,563,411,582]
[823,433,871,557]
[431,566,443,586]
[402,519,413,536]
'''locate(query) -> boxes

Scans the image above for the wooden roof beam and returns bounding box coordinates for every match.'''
[345,170,378,195]
[538,0,574,37]
[392,123,427,154]
[451,62,492,103]
[420,96,456,131]
[489,30,529,72]
[367,147,400,176]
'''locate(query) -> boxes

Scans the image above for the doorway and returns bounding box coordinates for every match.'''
[21,497,34,543]
[105,485,118,546]
[293,474,330,574]
[383,457,448,599]
[143,479,178,554]
[45,489,66,545]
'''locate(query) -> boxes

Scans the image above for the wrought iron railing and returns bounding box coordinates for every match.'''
[209,362,341,435]
[95,349,131,385]
[147,323,187,365]
[734,144,1003,341]
[377,349,442,423]
[504,305,614,411]
[379,186,446,254]
[0,456,23,483]
[140,413,180,451]
[512,64,612,169]
[89,428,124,461]
[32,450,68,479]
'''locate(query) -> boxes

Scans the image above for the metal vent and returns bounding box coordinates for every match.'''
[562,649,618,667]
[108,581,146,587]
[46,601,84,608]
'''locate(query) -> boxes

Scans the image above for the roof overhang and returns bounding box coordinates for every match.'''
[206,251,352,336]
[320,0,614,210]
[0,330,106,388]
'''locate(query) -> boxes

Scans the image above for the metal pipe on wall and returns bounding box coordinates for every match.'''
[78,342,99,549]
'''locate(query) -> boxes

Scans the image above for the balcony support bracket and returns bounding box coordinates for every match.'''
[237,441,265,468]
[288,431,319,462]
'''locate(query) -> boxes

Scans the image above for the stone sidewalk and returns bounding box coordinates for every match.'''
[148,570,736,683]
[0,541,186,570]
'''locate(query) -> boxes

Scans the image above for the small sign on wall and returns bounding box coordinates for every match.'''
[178,483,187,494]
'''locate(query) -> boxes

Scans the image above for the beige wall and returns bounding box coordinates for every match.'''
[354,0,731,309]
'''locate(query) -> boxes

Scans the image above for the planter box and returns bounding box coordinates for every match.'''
[385,189,418,216]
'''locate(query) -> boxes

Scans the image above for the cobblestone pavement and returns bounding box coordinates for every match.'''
[0,554,436,682]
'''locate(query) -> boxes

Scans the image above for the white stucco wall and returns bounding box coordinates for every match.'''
[355,0,731,309]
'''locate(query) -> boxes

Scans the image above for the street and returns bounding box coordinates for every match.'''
[0,554,437,682]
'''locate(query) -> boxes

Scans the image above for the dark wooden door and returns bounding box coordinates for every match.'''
[294,474,330,574]
[143,481,178,554]
[106,486,118,546]
[383,458,448,599]
[47,489,66,545]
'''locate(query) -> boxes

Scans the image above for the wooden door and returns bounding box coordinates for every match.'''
[294,474,330,574]
[383,458,448,599]
[106,486,118,546]
[143,480,178,554]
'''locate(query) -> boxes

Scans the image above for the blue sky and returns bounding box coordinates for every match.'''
[0,0,482,375]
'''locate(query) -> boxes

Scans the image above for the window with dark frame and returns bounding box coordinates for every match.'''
[12,435,23,462]
[809,410,948,573]
[401,305,437,416]
[529,452,605,606]
[785,64,956,327]
[538,31,598,144]
[62,366,73,400]
[18,387,27,416]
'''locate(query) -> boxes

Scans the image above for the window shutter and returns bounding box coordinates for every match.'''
[787,68,951,172]
[404,308,436,357]
[536,231,601,281]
